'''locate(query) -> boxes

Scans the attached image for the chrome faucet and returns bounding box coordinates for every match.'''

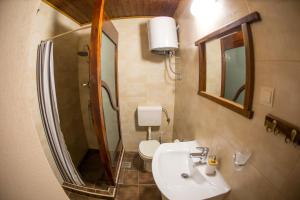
[189,147,209,164]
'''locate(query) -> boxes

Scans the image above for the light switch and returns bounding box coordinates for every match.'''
[259,86,275,107]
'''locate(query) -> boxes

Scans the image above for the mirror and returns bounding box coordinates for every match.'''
[206,30,246,105]
[195,12,261,118]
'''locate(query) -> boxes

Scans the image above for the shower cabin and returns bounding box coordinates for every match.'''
[43,0,123,197]
[76,19,122,186]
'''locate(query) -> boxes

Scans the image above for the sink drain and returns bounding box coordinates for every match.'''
[181,173,190,179]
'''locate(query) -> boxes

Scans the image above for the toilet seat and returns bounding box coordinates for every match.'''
[139,140,160,160]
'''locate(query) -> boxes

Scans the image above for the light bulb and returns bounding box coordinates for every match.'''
[190,0,221,19]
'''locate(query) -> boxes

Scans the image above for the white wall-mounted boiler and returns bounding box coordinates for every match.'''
[148,16,178,53]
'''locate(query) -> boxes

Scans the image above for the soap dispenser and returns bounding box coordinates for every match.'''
[205,155,218,175]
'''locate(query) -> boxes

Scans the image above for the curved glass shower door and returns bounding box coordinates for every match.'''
[101,32,122,171]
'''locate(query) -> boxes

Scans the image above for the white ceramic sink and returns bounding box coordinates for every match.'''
[152,141,231,200]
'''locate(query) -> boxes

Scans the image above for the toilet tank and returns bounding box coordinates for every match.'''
[137,106,162,126]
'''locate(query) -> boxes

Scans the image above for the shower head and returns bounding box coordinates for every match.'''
[77,51,89,57]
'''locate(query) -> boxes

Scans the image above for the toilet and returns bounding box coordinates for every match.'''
[139,140,160,172]
[137,106,162,172]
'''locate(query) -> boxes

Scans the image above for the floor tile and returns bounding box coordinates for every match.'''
[68,191,108,200]
[118,168,125,184]
[138,170,155,184]
[68,192,89,200]
[124,152,138,159]
[139,185,161,200]
[123,152,141,170]
[64,189,70,196]
[116,185,139,200]
[123,170,138,185]
[88,197,107,200]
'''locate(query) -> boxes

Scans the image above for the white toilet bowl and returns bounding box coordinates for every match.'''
[138,140,160,172]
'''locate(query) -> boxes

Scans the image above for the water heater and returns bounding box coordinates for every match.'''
[148,16,178,53]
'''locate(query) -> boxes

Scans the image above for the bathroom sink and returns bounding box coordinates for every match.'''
[152,141,231,200]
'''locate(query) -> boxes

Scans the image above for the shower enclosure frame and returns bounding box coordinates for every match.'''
[89,0,123,186]
[102,15,123,179]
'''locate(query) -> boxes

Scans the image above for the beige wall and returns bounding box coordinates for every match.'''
[112,18,175,151]
[174,0,300,200]
[0,0,71,199]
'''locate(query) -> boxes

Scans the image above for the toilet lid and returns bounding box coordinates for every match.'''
[139,140,160,159]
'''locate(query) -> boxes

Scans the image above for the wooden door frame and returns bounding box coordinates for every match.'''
[90,0,115,185]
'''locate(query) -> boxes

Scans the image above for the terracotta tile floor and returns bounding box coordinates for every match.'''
[115,152,161,200]
[67,152,161,200]
[66,191,101,200]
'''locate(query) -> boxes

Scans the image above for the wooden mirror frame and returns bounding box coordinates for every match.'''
[195,12,261,119]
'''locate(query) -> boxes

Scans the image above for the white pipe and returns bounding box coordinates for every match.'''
[148,126,152,140]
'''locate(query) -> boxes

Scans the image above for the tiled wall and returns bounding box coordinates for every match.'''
[53,29,89,167]
[112,18,175,151]
[78,30,99,149]
[173,0,300,200]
